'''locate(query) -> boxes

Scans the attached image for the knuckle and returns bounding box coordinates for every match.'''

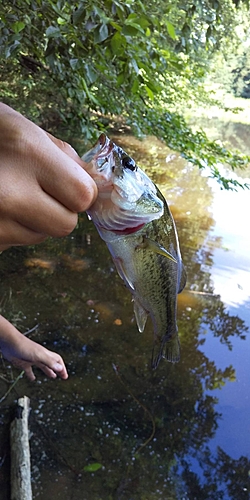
[53,214,78,237]
[71,180,97,212]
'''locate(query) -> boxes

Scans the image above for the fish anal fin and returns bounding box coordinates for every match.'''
[138,237,177,263]
[133,298,148,333]
[151,334,180,369]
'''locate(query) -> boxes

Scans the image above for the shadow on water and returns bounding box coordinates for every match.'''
[0,136,249,499]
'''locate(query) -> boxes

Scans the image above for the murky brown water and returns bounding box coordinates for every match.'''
[0,135,249,499]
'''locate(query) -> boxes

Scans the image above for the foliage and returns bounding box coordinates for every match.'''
[0,0,250,188]
[233,51,250,98]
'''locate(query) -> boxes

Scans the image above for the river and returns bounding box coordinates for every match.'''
[0,132,249,499]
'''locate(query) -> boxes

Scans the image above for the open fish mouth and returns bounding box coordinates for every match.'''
[82,134,164,232]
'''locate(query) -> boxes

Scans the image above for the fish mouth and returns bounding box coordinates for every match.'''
[99,222,146,235]
[97,134,114,159]
[82,134,114,165]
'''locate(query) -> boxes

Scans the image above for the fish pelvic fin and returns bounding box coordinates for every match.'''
[113,257,135,291]
[151,333,180,369]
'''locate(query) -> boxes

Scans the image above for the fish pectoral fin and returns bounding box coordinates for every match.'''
[113,257,135,291]
[151,333,180,369]
[138,237,177,263]
[133,298,148,333]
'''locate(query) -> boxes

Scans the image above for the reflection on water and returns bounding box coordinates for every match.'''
[0,135,249,499]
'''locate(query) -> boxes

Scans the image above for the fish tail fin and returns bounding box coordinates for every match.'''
[151,334,180,369]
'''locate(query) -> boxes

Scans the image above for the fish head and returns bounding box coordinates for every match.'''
[82,134,164,231]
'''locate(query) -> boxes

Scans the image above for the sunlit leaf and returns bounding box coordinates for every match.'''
[166,21,176,40]
[83,463,103,472]
[110,21,122,31]
[57,17,67,25]
[12,21,25,33]
[145,85,154,99]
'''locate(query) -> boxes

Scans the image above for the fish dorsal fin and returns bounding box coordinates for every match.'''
[178,264,187,294]
[139,237,177,263]
[113,257,135,291]
[133,298,148,333]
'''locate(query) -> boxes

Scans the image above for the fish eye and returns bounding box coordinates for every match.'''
[122,156,137,171]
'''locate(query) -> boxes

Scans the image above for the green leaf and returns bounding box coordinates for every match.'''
[12,21,25,33]
[72,5,86,25]
[57,17,67,26]
[85,64,98,84]
[117,72,125,85]
[146,79,161,93]
[126,14,149,30]
[111,32,126,55]
[122,25,141,37]
[46,26,61,39]
[110,21,122,31]
[124,19,145,34]
[131,78,139,93]
[135,16,150,29]
[83,463,103,472]
[166,21,176,40]
[69,58,78,70]
[145,85,154,99]
[94,24,109,43]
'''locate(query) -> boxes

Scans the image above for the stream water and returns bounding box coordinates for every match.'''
[0,132,249,500]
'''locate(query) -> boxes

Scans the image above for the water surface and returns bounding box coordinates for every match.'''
[0,135,249,500]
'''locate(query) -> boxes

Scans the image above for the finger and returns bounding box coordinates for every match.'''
[51,361,68,379]
[37,361,68,380]
[23,365,36,382]
[0,244,12,251]
[34,133,98,213]
[9,358,37,382]
[0,219,47,246]
[35,348,68,380]
[46,133,82,164]
[38,364,58,378]
[13,188,79,238]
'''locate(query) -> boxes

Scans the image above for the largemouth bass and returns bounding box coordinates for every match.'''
[82,134,186,368]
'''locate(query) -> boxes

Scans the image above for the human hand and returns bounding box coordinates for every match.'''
[0,315,68,381]
[0,103,97,251]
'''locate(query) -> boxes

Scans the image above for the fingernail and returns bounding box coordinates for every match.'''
[53,362,63,371]
[69,144,79,156]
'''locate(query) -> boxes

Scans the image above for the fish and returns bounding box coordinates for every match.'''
[82,134,186,369]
